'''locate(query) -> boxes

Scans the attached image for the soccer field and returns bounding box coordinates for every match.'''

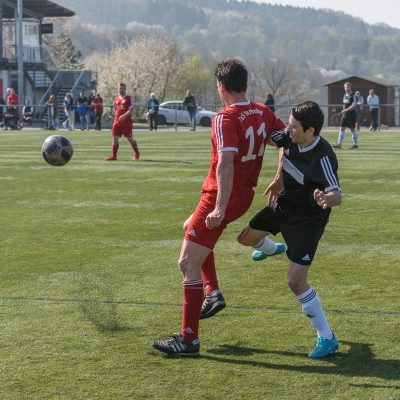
[1,128,399,400]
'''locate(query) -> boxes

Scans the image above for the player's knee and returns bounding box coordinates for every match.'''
[237,226,256,246]
[237,227,248,245]
[287,276,301,293]
[178,256,189,275]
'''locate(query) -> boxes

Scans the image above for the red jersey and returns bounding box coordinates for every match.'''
[114,95,133,126]
[7,93,19,105]
[202,101,286,194]
[92,97,103,113]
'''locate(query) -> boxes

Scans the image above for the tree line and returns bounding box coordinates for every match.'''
[45,0,400,111]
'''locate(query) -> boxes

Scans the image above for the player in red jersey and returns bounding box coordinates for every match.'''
[105,83,140,161]
[153,58,287,357]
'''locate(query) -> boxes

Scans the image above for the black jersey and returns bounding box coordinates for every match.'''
[343,91,357,117]
[270,130,341,214]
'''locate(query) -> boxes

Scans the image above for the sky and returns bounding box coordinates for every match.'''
[253,0,400,29]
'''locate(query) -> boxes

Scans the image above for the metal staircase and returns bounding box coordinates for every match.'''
[36,69,97,123]
[26,70,52,88]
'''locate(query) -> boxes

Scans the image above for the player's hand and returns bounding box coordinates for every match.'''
[205,208,225,229]
[119,115,126,122]
[263,179,283,204]
[314,189,329,209]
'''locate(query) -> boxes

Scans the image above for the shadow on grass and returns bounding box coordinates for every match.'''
[80,302,133,332]
[204,341,399,381]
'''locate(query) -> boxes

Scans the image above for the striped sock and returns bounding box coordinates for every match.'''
[297,287,333,340]
[254,236,277,255]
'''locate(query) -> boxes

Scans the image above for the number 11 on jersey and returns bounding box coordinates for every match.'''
[241,123,267,162]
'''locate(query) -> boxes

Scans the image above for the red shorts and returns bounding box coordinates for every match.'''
[112,123,132,137]
[184,189,255,249]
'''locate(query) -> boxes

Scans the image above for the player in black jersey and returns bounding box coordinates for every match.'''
[333,81,359,149]
[237,101,342,358]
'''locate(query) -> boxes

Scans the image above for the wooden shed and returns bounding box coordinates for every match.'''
[324,75,399,127]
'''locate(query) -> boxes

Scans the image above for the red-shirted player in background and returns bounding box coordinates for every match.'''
[105,83,140,161]
[153,58,286,357]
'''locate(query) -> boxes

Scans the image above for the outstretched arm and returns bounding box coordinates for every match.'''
[263,146,285,203]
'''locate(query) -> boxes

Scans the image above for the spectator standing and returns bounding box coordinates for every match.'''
[88,89,96,129]
[5,89,19,129]
[6,88,19,106]
[333,82,358,149]
[45,95,59,130]
[91,93,104,131]
[183,90,197,131]
[62,93,75,130]
[354,91,364,132]
[76,91,88,130]
[147,92,160,131]
[367,89,380,132]
[0,95,5,126]
[264,93,275,112]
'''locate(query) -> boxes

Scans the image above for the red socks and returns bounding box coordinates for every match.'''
[201,252,219,296]
[112,143,119,158]
[182,279,203,342]
[131,142,140,157]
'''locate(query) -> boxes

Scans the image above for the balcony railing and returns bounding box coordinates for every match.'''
[2,45,49,64]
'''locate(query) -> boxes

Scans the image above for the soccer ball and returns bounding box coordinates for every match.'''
[41,135,74,166]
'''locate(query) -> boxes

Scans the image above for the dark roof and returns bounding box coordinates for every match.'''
[2,0,75,19]
[324,75,396,87]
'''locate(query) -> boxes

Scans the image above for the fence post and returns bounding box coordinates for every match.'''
[174,108,177,131]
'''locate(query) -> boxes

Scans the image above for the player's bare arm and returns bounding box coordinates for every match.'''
[119,109,132,122]
[263,147,285,203]
[341,103,357,114]
[313,188,342,209]
[205,151,235,229]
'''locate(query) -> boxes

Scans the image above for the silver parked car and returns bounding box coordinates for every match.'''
[151,101,217,127]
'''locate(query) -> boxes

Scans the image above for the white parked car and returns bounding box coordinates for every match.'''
[150,101,217,127]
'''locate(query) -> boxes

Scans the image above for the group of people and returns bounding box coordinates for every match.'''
[333,82,380,149]
[146,90,197,132]
[152,58,342,360]
[45,90,104,131]
[0,88,32,130]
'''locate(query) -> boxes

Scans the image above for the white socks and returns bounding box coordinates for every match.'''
[297,287,333,340]
[338,130,345,145]
[254,236,277,255]
[352,130,358,145]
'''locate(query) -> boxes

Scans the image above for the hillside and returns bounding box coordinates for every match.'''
[55,0,400,82]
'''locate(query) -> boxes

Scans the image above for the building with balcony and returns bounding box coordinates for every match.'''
[0,0,95,119]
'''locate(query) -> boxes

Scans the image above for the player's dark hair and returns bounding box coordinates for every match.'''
[119,83,126,88]
[291,101,324,136]
[214,58,247,93]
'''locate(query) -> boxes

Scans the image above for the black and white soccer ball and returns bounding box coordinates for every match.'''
[41,135,74,166]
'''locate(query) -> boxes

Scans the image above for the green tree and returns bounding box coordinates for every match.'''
[44,32,84,70]
[169,52,212,105]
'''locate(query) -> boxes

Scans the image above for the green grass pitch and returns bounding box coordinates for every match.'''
[0,128,399,399]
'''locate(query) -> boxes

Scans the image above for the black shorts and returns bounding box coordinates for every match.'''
[249,205,328,266]
[341,113,356,130]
